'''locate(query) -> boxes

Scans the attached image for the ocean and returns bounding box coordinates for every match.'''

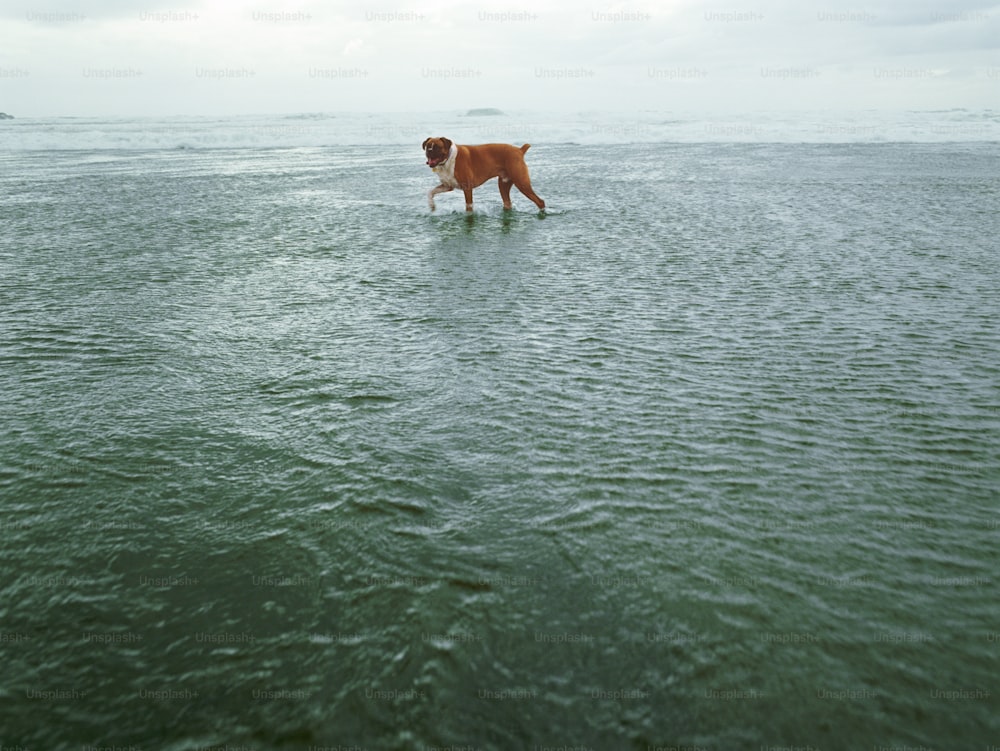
[1,111,998,750]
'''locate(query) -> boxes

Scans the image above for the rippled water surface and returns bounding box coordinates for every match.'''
[1,142,998,750]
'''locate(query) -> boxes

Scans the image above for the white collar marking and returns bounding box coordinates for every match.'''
[431,143,459,188]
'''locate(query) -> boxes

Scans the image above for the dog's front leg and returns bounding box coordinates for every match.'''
[463,188,474,212]
[428,183,452,211]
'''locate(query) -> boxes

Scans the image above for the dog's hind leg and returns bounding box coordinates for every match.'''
[498,176,514,210]
[513,176,545,211]
[509,163,544,210]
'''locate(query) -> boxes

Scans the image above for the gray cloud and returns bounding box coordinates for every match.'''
[1,0,996,116]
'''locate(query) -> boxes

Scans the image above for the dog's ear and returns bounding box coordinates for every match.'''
[422,137,432,150]
[441,137,453,150]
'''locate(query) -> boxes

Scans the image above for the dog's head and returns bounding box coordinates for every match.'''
[422,137,453,168]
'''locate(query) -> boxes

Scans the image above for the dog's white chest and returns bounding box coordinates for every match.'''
[432,144,460,188]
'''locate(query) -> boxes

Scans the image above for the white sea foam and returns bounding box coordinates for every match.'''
[0,109,997,151]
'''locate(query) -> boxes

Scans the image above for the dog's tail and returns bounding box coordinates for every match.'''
[520,143,531,154]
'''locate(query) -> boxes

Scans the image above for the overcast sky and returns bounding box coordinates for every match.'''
[1,0,997,116]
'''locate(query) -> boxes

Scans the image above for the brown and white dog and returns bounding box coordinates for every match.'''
[422,137,545,212]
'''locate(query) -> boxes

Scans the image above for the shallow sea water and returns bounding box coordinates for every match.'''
[1,140,998,749]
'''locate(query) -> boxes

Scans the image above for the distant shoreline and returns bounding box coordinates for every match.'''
[2,111,998,149]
